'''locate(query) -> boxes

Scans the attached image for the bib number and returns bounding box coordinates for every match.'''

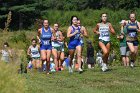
[74,30,80,39]
[101,31,109,37]
[129,32,137,37]
[43,40,50,45]
[32,51,38,55]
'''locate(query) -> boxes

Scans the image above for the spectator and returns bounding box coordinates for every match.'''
[0,42,12,63]
[86,40,95,69]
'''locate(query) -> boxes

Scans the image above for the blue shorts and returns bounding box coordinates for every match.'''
[40,44,52,50]
[127,40,139,46]
[68,41,82,50]
[81,43,84,47]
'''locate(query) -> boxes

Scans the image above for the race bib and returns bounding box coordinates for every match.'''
[32,51,38,55]
[74,30,80,39]
[129,32,137,37]
[43,40,50,45]
[101,31,109,37]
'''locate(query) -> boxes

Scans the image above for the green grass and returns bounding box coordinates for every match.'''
[0,62,25,93]
[0,30,140,93]
[1,61,140,93]
[24,66,140,93]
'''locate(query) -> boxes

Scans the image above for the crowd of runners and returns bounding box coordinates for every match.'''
[1,12,140,74]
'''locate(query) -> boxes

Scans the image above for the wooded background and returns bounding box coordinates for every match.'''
[0,0,140,30]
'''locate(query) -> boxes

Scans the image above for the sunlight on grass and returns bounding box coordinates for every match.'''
[0,31,140,93]
[25,66,140,93]
[0,62,26,93]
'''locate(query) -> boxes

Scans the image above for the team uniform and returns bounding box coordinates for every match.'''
[1,50,10,63]
[68,26,82,50]
[40,27,52,50]
[30,45,40,59]
[99,23,110,45]
[98,22,111,71]
[126,20,139,46]
[52,31,64,52]
[59,41,65,52]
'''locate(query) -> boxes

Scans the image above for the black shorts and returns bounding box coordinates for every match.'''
[127,40,139,46]
[87,57,95,64]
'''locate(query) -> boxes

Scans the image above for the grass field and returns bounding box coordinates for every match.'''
[1,63,140,93]
[24,65,140,93]
[0,30,140,93]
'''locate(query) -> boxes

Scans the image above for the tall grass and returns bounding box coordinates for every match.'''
[0,62,26,93]
[40,8,140,27]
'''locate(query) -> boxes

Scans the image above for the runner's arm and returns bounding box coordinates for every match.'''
[8,49,12,58]
[137,22,140,32]
[81,26,88,38]
[37,45,40,54]
[51,28,57,41]
[27,46,31,57]
[93,24,100,35]
[109,23,116,35]
[117,24,124,40]
[67,27,78,38]
[65,42,68,48]
[37,29,41,43]
[57,31,64,42]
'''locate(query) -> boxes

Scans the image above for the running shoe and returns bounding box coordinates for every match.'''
[78,68,83,74]
[68,66,73,73]
[101,63,108,72]
[130,62,134,68]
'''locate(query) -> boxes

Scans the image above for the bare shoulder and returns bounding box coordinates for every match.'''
[50,27,53,31]
[125,20,129,24]
[9,49,12,52]
[29,45,32,49]
[96,23,100,26]
[36,45,40,48]
[68,26,72,31]
[38,28,42,33]
[68,26,72,29]
[58,30,62,34]
[81,26,85,29]
[137,21,140,24]
[50,27,54,33]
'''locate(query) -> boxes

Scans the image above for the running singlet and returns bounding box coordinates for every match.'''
[99,23,110,41]
[126,20,138,39]
[30,46,40,58]
[40,27,52,47]
[59,41,64,52]
[70,26,81,42]
[68,26,81,49]
[52,31,61,47]
[1,50,9,62]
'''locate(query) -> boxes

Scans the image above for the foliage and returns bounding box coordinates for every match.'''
[0,0,140,29]
[3,11,12,32]
[10,31,29,43]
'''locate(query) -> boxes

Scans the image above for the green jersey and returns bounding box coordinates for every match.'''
[120,27,127,47]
